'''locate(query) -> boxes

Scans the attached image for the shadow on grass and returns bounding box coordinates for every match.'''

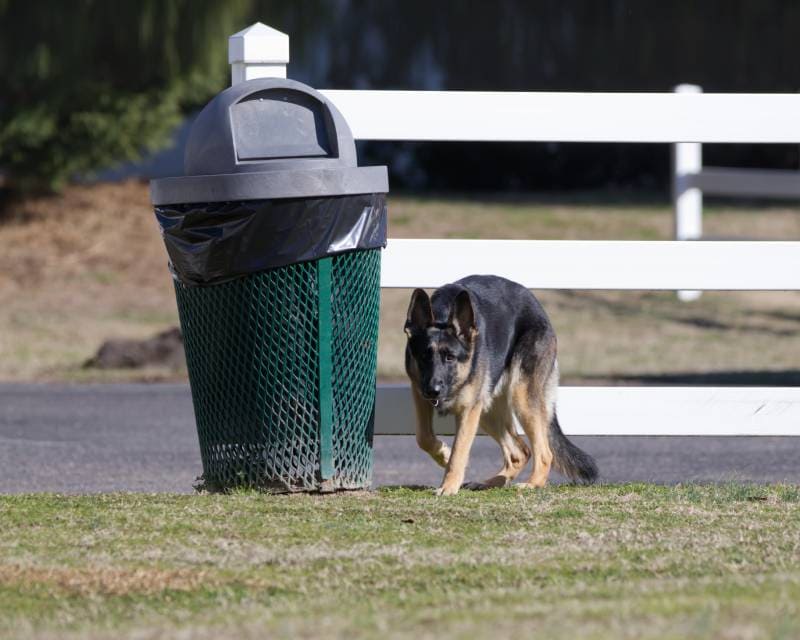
[557,290,799,338]
[377,484,433,492]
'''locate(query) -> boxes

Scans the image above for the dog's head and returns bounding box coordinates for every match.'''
[404,287,477,409]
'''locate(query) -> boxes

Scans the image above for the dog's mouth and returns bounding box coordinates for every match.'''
[422,395,442,408]
[427,397,451,414]
[422,390,449,411]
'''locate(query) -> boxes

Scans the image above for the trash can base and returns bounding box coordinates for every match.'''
[177,249,380,493]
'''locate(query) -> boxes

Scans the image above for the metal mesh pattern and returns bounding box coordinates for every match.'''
[174,249,380,492]
[330,250,381,489]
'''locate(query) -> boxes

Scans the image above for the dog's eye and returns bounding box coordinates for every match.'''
[444,353,456,363]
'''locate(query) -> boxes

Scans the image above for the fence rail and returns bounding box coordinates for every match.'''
[232,23,800,437]
[321,90,800,143]
[375,385,800,436]
[381,239,800,290]
[670,84,800,301]
[687,167,800,199]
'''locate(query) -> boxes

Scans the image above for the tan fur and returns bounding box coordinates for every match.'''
[406,286,572,495]
[511,379,553,488]
[512,338,558,488]
[436,402,483,496]
[450,357,483,412]
[428,345,558,495]
[409,340,561,494]
[410,384,450,467]
[478,397,531,487]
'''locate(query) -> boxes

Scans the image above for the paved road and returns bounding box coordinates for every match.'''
[1,384,798,494]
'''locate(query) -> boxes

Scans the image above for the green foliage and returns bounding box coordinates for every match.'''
[0,0,251,193]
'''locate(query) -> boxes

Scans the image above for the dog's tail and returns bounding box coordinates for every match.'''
[549,411,599,484]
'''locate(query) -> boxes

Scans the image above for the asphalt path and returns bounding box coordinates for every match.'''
[1,384,798,494]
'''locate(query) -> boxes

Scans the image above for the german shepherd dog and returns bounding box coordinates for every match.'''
[404,275,598,496]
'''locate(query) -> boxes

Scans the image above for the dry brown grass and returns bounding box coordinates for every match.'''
[0,564,210,597]
[1,181,800,383]
[0,180,177,380]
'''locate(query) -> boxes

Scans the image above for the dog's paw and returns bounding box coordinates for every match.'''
[431,442,451,468]
[434,484,460,497]
[514,481,547,490]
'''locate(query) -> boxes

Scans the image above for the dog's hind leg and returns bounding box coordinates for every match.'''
[514,383,553,487]
[511,337,558,489]
[466,406,530,489]
[497,415,532,486]
[411,384,451,468]
[482,430,530,488]
[512,383,553,488]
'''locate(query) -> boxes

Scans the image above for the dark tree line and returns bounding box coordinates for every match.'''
[0,0,250,195]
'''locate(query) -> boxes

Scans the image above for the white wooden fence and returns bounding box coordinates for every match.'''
[672,83,800,300]
[672,83,800,240]
[672,84,800,302]
[230,23,800,437]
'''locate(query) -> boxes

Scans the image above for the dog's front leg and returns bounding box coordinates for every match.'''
[436,403,482,496]
[411,385,451,467]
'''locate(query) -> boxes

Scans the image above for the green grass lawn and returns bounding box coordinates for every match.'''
[2,485,800,639]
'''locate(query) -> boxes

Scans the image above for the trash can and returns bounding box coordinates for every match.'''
[149,78,388,492]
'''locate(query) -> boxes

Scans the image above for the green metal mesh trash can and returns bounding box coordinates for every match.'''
[174,250,381,492]
[150,78,388,492]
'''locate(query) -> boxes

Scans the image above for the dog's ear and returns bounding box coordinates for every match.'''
[405,288,433,336]
[449,290,477,343]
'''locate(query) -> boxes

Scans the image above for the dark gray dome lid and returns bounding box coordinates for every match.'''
[150,77,388,205]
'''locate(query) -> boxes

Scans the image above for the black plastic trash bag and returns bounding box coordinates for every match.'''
[155,193,387,286]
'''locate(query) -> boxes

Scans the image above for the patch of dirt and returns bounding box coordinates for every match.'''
[0,180,179,380]
[84,326,184,370]
[0,563,210,596]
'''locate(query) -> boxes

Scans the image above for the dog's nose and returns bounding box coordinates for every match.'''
[426,382,442,398]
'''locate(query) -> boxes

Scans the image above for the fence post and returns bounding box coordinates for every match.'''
[673,84,703,302]
[229,22,289,86]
